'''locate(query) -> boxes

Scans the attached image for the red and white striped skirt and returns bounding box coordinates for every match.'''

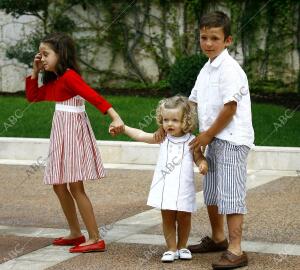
[44,96,105,185]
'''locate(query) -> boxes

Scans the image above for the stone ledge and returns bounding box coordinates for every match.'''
[0,137,299,171]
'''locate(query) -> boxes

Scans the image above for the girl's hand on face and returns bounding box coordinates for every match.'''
[153,126,166,143]
[33,53,43,74]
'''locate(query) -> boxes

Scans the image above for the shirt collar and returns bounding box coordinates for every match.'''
[209,49,229,68]
[167,133,191,144]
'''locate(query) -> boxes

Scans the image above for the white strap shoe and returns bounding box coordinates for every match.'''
[178,248,192,260]
[161,250,179,262]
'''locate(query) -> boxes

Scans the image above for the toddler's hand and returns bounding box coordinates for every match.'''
[198,159,208,175]
[109,118,124,136]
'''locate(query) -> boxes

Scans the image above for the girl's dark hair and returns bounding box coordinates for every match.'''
[200,11,231,40]
[41,32,81,84]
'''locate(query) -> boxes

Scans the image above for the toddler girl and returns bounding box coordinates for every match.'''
[123,95,208,262]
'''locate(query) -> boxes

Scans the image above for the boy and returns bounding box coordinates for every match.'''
[188,11,254,269]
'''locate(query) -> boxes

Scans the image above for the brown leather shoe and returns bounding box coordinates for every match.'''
[212,250,248,269]
[188,236,229,253]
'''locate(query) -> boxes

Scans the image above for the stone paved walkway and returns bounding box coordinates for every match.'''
[0,165,299,269]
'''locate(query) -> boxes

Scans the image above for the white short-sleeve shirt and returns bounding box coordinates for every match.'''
[189,49,254,148]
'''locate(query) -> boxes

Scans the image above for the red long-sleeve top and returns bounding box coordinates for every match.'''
[25,69,112,114]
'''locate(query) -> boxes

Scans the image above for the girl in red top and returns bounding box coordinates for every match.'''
[26,32,124,253]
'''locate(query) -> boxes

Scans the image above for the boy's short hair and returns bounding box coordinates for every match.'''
[200,11,231,39]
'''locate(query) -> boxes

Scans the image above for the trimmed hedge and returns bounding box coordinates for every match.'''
[168,53,208,96]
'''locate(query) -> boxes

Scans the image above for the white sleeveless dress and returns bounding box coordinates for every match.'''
[147,133,197,213]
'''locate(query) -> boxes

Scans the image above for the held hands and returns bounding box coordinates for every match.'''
[106,108,125,136]
[189,131,213,150]
[109,118,125,136]
[198,159,208,175]
[193,147,208,175]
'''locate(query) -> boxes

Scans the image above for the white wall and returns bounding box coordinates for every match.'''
[0,5,299,93]
[0,11,38,93]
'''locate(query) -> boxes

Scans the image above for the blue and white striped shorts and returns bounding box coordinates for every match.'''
[203,138,250,215]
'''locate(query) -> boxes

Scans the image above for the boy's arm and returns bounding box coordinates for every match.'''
[124,125,157,144]
[189,101,237,150]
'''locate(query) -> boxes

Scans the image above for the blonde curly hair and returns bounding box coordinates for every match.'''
[156,95,197,133]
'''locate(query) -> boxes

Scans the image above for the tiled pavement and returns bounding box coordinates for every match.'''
[0,165,299,269]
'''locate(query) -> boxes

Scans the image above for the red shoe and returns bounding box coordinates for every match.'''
[53,235,86,246]
[69,240,106,253]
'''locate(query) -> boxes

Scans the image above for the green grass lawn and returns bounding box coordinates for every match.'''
[0,96,299,147]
